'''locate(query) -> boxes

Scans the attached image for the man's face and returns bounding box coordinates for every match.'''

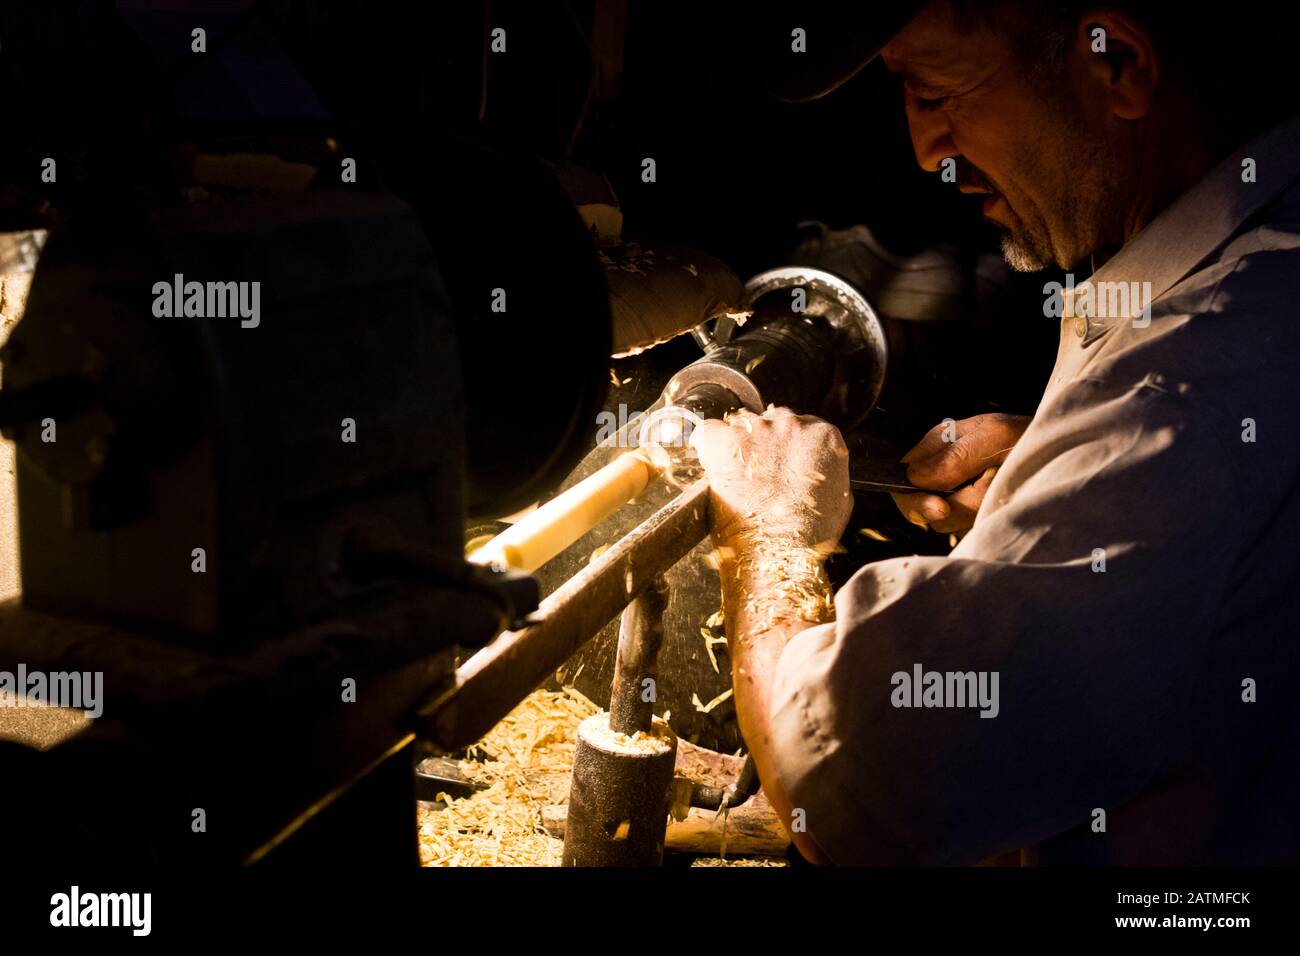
[882,2,1125,271]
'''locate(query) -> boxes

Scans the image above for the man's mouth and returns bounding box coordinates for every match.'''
[958,184,1003,220]
[957,173,1007,224]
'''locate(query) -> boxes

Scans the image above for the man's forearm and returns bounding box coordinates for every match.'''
[718,539,837,864]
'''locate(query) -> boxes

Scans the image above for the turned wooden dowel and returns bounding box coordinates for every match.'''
[467,451,655,573]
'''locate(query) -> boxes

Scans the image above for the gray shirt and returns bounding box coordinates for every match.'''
[769,111,1300,865]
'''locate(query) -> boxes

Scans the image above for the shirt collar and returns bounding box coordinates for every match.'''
[1064,110,1300,344]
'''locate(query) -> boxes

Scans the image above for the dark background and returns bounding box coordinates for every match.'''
[1,0,1058,424]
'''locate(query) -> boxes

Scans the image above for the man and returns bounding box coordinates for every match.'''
[693,1,1300,864]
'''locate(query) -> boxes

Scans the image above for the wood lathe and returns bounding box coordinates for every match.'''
[425,267,893,865]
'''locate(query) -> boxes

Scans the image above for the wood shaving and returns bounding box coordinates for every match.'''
[699,612,729,675]
[810,538,845,559]
[688,856,788,867]
[691,688,734,714]
[580,713,674,755]
[417,687,599,867]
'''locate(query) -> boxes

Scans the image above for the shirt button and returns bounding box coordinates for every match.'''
[1072,316,1087,338]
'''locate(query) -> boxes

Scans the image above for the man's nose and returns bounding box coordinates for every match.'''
[903,93,958,173]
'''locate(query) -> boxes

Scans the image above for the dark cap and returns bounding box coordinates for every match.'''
[735,2,928,102]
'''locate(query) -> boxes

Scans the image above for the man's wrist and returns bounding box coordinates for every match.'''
[717,533,836,637]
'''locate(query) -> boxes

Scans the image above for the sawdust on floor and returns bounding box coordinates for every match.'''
[690,856,787,867]
[417,687,788,867]
[418,687,599,866]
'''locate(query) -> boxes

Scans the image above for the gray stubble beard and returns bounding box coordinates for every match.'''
[1001,232,1052,272]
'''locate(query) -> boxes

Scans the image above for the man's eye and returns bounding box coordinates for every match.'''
[917,95,948,111]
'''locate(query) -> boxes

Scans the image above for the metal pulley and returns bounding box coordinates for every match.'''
[668,265,890,429]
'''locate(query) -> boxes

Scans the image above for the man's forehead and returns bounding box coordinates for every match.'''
[881,2,1003,80]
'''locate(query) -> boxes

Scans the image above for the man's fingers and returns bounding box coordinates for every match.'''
[890,466,999,534]
[890,491,950,526]
[972,465,999,494]
[899,420,951,465]
[689,417,726,451]
[926,468,997,534]
[907,437,971,490]
[690,418,741,473]
[907,422,1016,488]
[928,504,976,534]
[938,485,983,522]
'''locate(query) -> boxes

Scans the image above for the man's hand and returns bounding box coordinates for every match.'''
[690,406,853,553]
[690,405,849,866]
[891,412,1031,535]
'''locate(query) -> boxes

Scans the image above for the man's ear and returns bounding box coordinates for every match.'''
[1073,9,1159,120]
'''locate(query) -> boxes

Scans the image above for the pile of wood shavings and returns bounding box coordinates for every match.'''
[690,857,788,867]
[418,687,599,867]
[580,713,673,755]
[416,688,786,867]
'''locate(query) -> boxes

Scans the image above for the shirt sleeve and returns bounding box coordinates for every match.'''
[767,367,1244,865]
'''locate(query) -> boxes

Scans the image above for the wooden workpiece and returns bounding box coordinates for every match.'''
[468,451,656,573]
[423,480,712,752]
